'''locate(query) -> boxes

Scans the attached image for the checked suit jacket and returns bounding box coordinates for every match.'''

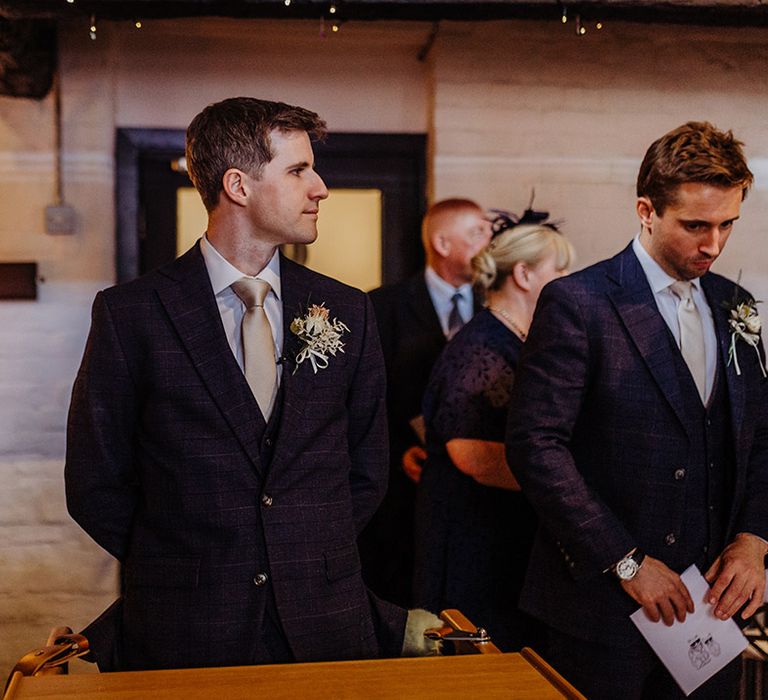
[65,243,406,671]
[506,242,768,646]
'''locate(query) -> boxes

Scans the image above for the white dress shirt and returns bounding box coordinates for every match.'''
[632,236,717,404]
[424,266,473,338]
[200,235,284,386]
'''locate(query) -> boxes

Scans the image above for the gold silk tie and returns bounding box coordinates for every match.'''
[670,280,707,403]
[231,278,277,419]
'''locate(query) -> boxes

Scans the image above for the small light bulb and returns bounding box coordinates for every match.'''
[135,20,142,29]
[332,23,339,32]
[330,4,337,13]
[284,0,291,6]
[561,7,567,23]
[596,21,603,29]
[579,26,586,35]
[66,0,75,4]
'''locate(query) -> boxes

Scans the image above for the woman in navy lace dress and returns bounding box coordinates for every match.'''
[413,215,574,651]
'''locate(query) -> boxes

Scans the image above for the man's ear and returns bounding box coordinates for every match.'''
[433,233,451,258]
[221,168,248,207]
[636,196,655,230]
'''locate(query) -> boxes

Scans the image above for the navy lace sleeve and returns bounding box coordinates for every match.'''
[424,310,521,444]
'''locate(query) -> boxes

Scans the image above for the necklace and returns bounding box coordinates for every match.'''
[489,307,528,340]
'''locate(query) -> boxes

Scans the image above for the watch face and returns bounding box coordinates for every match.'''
[616,557,639,580]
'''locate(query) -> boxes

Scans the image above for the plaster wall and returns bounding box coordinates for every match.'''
[431,20,768,300]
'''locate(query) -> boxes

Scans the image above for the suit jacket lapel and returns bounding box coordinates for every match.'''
[702,275,746,454]
[156,243,265,476]
[702,274,751,538]
[406,274,445,340]
[607,244,692,436]
[269,255,316,474]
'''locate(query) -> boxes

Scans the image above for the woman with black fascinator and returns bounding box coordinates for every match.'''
[413,206,575,652]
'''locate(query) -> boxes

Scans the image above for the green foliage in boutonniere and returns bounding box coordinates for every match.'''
[722,277,767,378]
[290,303,349,374]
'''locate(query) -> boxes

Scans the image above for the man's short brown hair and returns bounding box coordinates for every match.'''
[185,97,327,212]
[636,121,753,215]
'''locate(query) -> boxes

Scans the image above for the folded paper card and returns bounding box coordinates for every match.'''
[630,564,748,696]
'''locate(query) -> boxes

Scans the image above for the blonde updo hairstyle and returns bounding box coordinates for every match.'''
[472,223,574,293]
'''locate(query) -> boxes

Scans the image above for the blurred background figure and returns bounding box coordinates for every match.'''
[358,198,492,607]
[412,210,575,651]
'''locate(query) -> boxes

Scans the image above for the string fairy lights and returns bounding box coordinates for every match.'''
[320,3,343,37]
[67,0,607,44]
[560,4,605,36]
[70,0,344,39]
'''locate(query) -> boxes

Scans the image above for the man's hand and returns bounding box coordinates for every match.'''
[620,556,695,625]
[705,532,768,621]
[402,445,426,483]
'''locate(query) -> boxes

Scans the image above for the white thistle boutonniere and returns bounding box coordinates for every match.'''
[290,303,349,374]
[726,298,767,378]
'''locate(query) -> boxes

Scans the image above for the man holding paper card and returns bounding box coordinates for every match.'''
[506,121,768,698]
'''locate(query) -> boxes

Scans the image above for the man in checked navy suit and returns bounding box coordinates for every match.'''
[65,97,409,671]
[506,122,768,698]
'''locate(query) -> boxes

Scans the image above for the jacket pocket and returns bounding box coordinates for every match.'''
[324,544,361,582]
[125,556,200,589]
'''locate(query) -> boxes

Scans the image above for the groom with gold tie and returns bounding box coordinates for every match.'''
[65,97,411,671]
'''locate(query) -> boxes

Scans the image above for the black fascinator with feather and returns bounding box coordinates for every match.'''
[488,190,562,239]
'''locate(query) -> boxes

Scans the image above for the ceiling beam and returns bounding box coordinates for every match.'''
[2,1,768,27]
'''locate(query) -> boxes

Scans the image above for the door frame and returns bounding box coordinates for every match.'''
[115,128,427,284]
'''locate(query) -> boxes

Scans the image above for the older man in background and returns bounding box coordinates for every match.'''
[359,198,492,607]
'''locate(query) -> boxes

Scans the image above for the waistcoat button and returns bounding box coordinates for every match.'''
[253,573,269,586]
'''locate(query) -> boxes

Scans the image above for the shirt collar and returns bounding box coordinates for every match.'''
[631,235,701,295]
[424,265,472,301]
[200,235,282,300]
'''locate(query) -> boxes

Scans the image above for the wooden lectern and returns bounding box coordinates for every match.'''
[4,610,586,699]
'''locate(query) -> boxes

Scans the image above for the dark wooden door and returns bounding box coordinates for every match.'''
[116,129,427,286]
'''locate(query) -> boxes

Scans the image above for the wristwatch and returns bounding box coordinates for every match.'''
[614,549,646,581]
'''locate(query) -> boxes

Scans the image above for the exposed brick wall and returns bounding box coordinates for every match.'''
[0,81,117,672]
